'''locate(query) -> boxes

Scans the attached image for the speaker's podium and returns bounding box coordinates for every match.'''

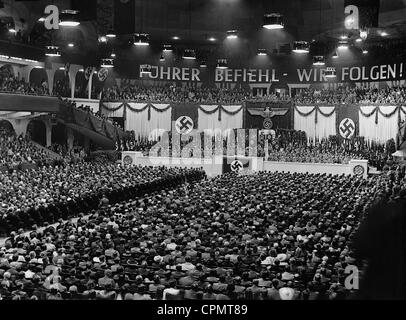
[349,159,368,179]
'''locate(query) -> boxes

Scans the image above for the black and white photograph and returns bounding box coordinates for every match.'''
[0,0,405,315]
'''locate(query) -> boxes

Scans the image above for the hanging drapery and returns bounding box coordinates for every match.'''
[100,102,126,118]
[294,106,317,141]
[359,106,399,143]
[315,106,337,139]
[197,105,243,132]
[400,106,406,123]
[125,103,171,139]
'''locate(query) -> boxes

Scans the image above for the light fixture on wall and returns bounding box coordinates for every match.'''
[257,48,267,56]
[163,44,173,52]
[106,30,116,38]
[199,61,207,68]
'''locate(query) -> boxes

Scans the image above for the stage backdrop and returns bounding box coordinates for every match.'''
[294,104,406,143]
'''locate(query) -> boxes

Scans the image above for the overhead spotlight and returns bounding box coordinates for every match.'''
[98,36,108,43]
[133,33,150,46]
[110,52,116,58]
[208,37,216,42]
[355,38,362,43]
[140,64,152,75]
[263,13,284,30]
[68,43,75,48]
[325,67,337,78]
[257,48,267,56]
[183,49,196,60]
[379,31,388,37]
[338,40,349,49]
[101,58,114,68]
[59,67,65,71]
[292,41,309,53]
[216,59,228,69]
[163,44,173,52]
[159,54,165,62]
[362,49,368,54]
[360,29,368,40]
[199,61,207,68]
[332,51,338,59]
[78,69,84,72]
[172,36,180,40]
[38,17,45,22]
[45,46,61,57]
[59,10,80,27]
[226,30,238,39]
[106,30,116,38]
[313,55,325,66]
[340,34,348,40]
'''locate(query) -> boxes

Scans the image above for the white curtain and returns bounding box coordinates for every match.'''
[315,106,336,140]
[294,106,316,141]
[198,105,243,132]
[401,106,406,123]
[125,103,171,139]
[101,102,124,118]
[359,106,399,143]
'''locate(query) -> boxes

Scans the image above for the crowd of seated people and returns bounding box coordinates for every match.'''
[0,75,49,96]
[0,168,405,300]
[0,164,205,236]
[294,85,406,105]
[0,131,59,169]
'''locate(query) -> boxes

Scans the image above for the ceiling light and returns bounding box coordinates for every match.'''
[216,59,228,69]
[140,64,152,75]
[257,49,267,56]
[208,37,216,42]
[163,44,173,52]
[292,41,309,53]
[101,58,114,68]
[79,69,84,72]
[325,67,337,78]
[362,49,368,54]
[380,31,388,37]
[355,38,362,42]
[340,35,348,40]
[172,36,180,40]
[332,51,338,59]
[134,33,150,46]
[106,30,116,38]
[338,40,348,49]
[45,46,61,57]
[110,52,116,58]
[98,36,107,43]
[263,13,284,30]
[183,49,196,60]
[199,61,207,68]
[313,55,325,66]
[68,43,75,47]
[59,10,80,27]
[38,17,45,22]
[226,30,238,39]
[159,54,165,62]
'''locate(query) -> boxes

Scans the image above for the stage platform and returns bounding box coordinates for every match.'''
[122,152,369,179]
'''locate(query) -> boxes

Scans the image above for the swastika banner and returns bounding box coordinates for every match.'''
[336,105,359,141]
[171,103,199,130]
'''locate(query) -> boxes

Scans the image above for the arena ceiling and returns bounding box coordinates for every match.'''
[1,0,406,62]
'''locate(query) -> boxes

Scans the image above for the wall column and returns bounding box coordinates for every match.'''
[68,65,81,99]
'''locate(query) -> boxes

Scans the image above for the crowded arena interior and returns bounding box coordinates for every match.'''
[0,0,406,303]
